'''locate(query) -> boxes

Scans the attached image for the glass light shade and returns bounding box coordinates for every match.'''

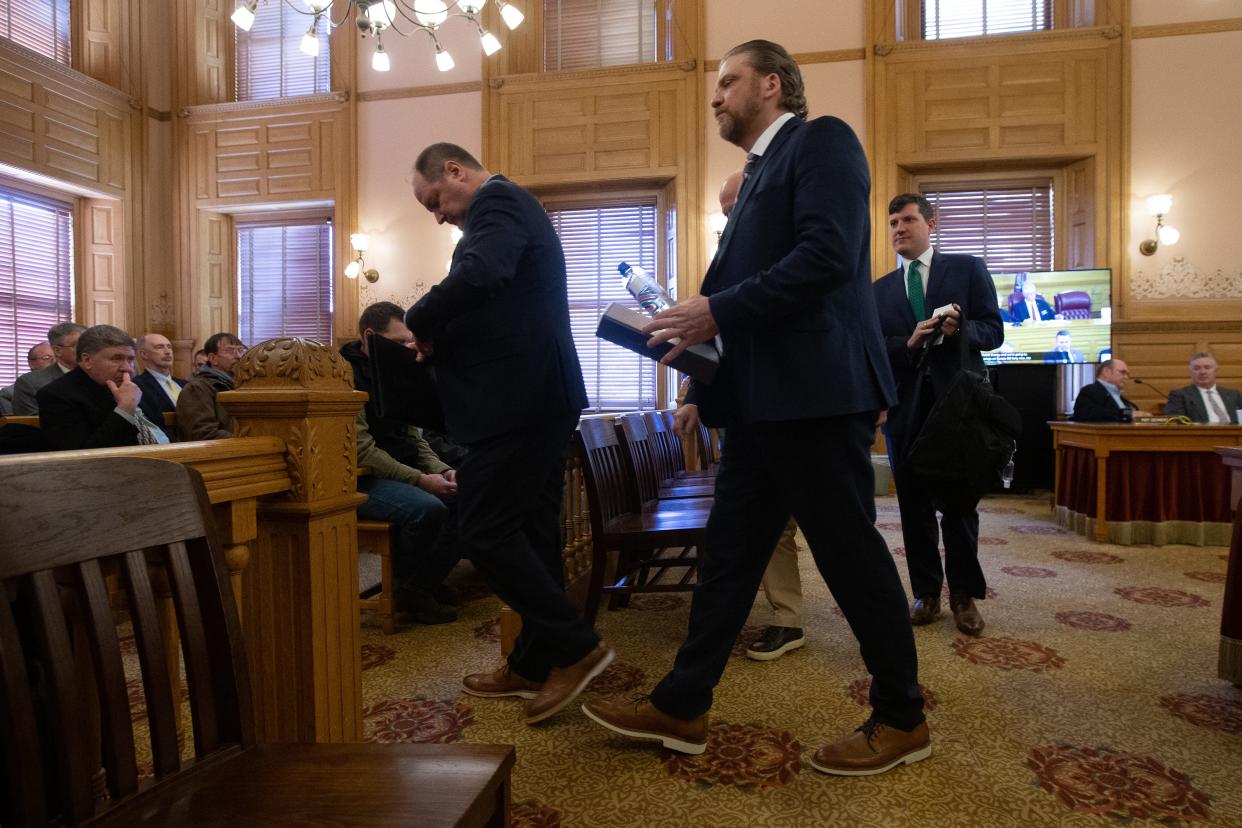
[450,227,464,243]
[707,211,728,234]
[231,2,257,31]
[1146,193,1173,216]
[371,44,390,71]
[365,0,397,27]
[350,233,370,252]
[305,0,332,11]
[435,46,455,71]
[457,0,486,12]
[499,1,524,29]
[344,260,362,279]
[300,29,320,57]
[480,30,501,55]
[1157,224,1180,246]
[414,0,450,27]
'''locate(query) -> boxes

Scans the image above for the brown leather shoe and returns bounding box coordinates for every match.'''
[810,718,931,776]
[582,697,708,755]
[462,664,542,699]
[950,594,985,636]
[910,595,941,626]
[524,642,615,724]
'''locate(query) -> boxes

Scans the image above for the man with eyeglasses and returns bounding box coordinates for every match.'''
[176,332,246,441]
[12,323,87,415]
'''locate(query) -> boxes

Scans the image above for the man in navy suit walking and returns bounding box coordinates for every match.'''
[406,143,611,727]
[584,41,929,776]
[873,194,1004,637]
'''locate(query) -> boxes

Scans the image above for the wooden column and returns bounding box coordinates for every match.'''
[221,338,367,744]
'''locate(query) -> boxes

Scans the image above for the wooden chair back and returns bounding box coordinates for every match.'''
[0,456,253,827]
[642,411,685,481]
[575,418,639,535]
[616,414,665,505]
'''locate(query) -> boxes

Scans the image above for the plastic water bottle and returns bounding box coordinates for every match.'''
[1001,446,1016,490]
[619,262,672,317]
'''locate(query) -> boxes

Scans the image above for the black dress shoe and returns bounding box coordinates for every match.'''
[746,626,806,661]
[910,595,941,626]
[397,588,457,625]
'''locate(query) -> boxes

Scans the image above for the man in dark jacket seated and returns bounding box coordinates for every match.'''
[38,325,170,450]
[1072,358,1151,422]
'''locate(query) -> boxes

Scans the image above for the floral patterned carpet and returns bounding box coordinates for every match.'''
[356,494,1242,827]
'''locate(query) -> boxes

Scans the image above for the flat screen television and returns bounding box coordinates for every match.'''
[982,268,1112,366]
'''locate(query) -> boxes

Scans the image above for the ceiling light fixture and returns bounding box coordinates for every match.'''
[230,0,524,74]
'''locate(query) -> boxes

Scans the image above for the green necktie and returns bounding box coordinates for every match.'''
[907,260,926,320]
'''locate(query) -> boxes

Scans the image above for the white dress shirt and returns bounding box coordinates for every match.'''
[1197,385,1232,424]
[900,247,934,301]
[147,369,181,405]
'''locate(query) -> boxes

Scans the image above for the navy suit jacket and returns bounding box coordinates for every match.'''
[688,116,896,426]
[873,252,1004,442]
[133,370,186,430]
[1072,381,1136,422]
[1010,295,1055,325]
[37,368,140,450]
[406,175,588,444]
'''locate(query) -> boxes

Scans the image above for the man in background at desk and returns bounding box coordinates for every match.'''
[1043,330,1085,363]
[1072,358,1152,421]
[1165,352,1241,424]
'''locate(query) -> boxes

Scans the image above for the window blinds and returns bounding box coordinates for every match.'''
[235,2,331,101]
[0,0,70,63]
[921,181,1054,273]
[236,220,334,346]
[543,0,658,72]
[549,199,657,412]
[0,187,73,385]
[923,0,1051,40]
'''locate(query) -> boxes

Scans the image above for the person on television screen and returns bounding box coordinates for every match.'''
[1043,330,1085,363]
[1010,278,1057,325]
[1165,352,1241,424]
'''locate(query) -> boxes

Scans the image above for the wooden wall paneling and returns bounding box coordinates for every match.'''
[1111,324,1242,412]
[74,0,127,90]
[198,210,232,339]
[1064,157,1094,269]
[78,199,126,328]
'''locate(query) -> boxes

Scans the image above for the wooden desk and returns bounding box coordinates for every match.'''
[1050,422,1242,545]
[1216,447,1242,684]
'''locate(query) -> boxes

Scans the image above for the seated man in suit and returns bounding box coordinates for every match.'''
[343,302,462,624]
[1043,330,1085,363]
[38,325,170,450]
[134,333,186,430]
[12,322,86,414]
[1165,352,1241,424]
[1072,358,1152,422]
[177,333,244,441]
[1009,278,1057,326]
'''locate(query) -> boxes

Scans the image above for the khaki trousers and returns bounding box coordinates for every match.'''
[760,518,803,627]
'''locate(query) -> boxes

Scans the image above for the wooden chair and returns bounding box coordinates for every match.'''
[576,419,709,624]
[0,455,513,827]
[357,520,396,635]
[645,410,716,482]
[616,414,714,505]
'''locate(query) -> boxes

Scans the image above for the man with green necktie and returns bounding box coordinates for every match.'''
[872,193,1004,637]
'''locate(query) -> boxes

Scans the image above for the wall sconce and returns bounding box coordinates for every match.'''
[345,232,379,282]
[1139,194,1180,256]
[707,211,727,242]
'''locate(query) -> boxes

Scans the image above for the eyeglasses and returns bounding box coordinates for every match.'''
[219,346,247,356]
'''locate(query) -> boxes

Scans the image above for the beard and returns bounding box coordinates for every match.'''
[715,80,763,146]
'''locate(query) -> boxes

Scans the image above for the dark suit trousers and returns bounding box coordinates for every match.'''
[650,413,924,731]
[888,377,986,600]
[455,414,598,682]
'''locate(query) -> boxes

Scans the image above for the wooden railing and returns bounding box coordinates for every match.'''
[1,338,368,744]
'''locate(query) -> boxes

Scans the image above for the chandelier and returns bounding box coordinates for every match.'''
[230,0,525,73]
